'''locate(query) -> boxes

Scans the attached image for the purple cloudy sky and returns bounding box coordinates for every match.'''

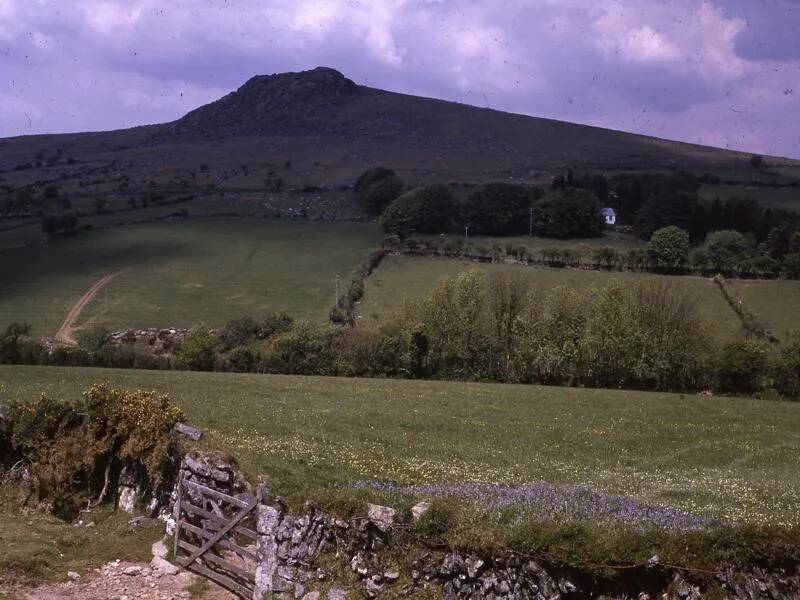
[1,0,799,158]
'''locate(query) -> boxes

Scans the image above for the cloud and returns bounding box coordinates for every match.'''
[0,0,798,158]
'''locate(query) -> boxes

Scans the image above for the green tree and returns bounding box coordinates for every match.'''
[354,166,396,193]
[698,230,753,272]
[461,183,535,235]
[750,155,763,169]
[380,185,457,236]
[531,188,604,238]
[176,326,217,371]
[359,175,403,215]
[647,226,690,269]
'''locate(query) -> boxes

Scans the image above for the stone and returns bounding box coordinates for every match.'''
[123,565,142,576]
[367,503,396,532]
[384,570,400,582]
[327,588,348,600]
[173,422,203,440]
[151,539,169,559]
[294,582,305,598]
[411,502,430,522]
[151,556,180,576]
[351,553,369,576]
[118,485,139,513]
[303,593,320,600]
[67,571,81,580]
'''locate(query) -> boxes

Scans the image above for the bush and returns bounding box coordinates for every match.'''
[175,326,217,371]
[461,183,534,235]
[783,253,800,279]
[1,384,184,510]
[261,322,333,375]
[532,188,604,238]
[0,322,32,363]
[591,247,618,269]
[774,337,800,399]
[380,185,457,237]
[648,226,690,269]
[76,325,110,352]
[718,340,770,395]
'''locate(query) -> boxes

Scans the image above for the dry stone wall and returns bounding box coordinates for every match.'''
[138,450,800,600]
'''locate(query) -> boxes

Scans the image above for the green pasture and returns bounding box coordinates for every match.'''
[731,278,800,339]
[2,365,798,528]
[0,219,380,336]
[357,255,743,341]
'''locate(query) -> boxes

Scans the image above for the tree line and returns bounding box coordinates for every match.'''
[2,273,798,399]
[354,167,799,245]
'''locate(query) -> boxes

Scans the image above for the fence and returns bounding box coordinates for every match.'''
[173,473,268,598]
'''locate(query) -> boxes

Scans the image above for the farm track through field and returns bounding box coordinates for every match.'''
[54,272,120,345]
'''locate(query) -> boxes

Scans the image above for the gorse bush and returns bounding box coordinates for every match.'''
[0,384,183,518]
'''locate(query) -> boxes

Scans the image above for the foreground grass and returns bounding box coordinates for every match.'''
[0,218,380,336]
[2,365,798,530]
[357,255,743,340]
[0,487,156,586]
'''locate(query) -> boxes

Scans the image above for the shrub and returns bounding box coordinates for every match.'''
[591,247,618,269]
[717,340,770,395]
[648,226,690,269]
[1,384,183,511]
[0,322,32,363]
[175,326,217,371]
[532,188,604,238]
[380,185,457,236]
[774,336,800,399]
[783,253,800,279]
[227,346,258,372]
[261,322,333,375]
[76,325,110,352]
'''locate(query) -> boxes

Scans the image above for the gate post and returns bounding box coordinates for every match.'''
[253,486,280,600]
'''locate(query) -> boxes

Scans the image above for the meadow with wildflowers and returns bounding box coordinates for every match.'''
[2,364,798,533]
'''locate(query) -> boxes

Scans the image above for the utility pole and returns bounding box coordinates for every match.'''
[464,225,469,242]
[529,206,533,237]
[334,274,340,307]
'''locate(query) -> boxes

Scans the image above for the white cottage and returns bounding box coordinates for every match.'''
[600,207,616,225]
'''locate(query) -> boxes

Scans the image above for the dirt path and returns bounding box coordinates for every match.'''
[7,559,234,600]
[54,272,120,345]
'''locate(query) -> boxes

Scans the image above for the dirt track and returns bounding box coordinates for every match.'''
[54,273,119,345]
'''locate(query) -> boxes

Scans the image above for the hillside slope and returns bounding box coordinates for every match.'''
[1,67,798,201]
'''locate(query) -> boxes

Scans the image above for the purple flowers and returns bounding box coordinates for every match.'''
[346,480,717,531]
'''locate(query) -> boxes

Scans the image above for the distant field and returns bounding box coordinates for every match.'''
[700,184,800,211]
[357,255,743,340]
[0,219,380,336]
[2,364,799,527]
[731,279,800,338]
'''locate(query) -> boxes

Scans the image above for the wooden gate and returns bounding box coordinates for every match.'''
[173,473,262,598]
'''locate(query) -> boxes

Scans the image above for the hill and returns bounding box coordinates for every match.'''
[2,67,798,208]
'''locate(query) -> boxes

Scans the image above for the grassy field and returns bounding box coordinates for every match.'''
[731,278,800,339]
[357,255,743,340]
[0,218,381,336]
[2,365,799,529]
